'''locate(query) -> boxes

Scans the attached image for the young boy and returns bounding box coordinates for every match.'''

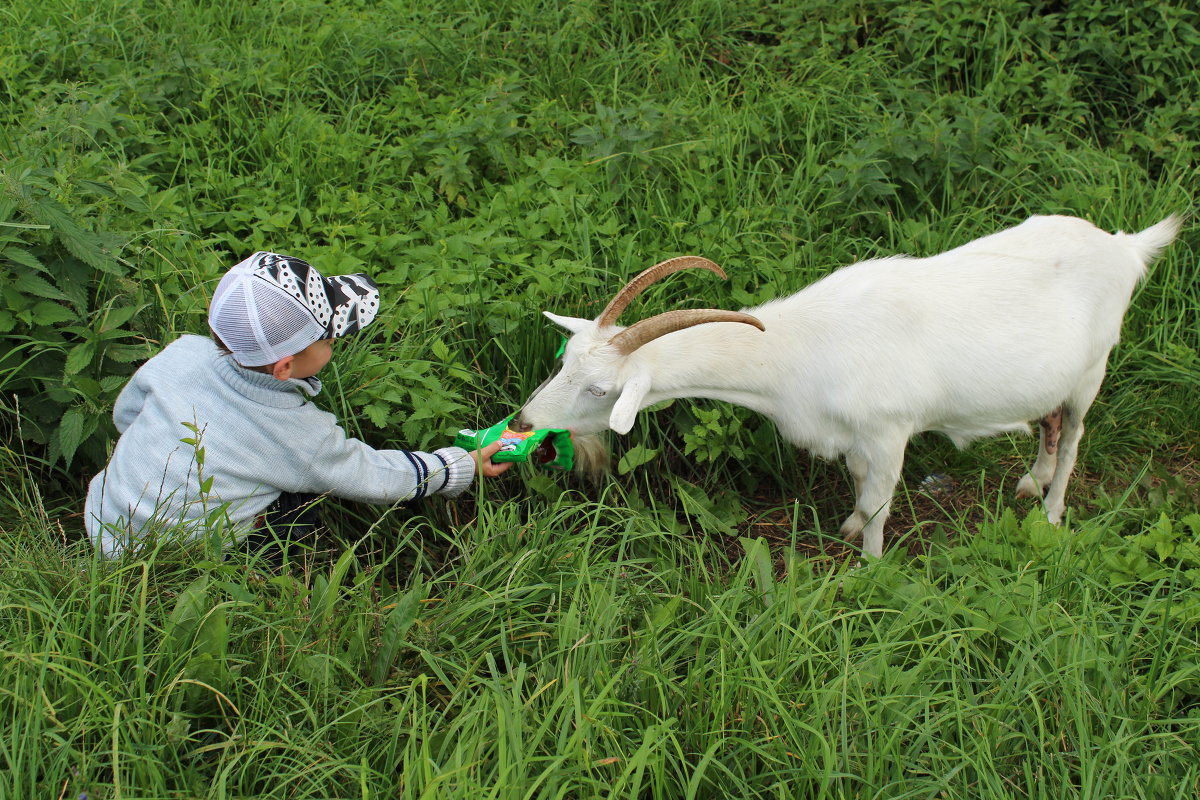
[85,251,511,558]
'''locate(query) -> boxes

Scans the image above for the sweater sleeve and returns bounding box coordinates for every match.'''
[112,370,150,434]
[295,422,477,504]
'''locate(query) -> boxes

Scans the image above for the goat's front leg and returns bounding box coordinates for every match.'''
[839,433,908,559]
[1015,405,1062,499]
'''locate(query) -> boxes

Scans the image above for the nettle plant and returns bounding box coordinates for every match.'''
[0,165,153,473]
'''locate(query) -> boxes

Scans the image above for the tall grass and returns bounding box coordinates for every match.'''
[2,0,1198,797]
[3,459,1198,797]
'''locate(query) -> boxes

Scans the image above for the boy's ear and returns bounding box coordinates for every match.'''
[271,356,295,381]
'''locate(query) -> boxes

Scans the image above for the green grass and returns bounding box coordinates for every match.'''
[2,0,1199,797]
[4,472,1199,798]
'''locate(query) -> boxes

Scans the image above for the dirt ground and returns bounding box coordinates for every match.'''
[731,449,1199,575]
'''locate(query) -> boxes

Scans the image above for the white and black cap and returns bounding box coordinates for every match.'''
[208,251,380,367]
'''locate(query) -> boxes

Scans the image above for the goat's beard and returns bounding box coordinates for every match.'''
[570,433,610,481]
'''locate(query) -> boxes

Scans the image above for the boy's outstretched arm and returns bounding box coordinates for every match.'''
[474,440,514,478]
[294,418,515,505]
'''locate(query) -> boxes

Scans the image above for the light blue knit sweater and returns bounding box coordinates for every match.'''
[85,335,476,556]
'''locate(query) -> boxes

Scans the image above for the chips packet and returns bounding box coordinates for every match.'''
[454,416,574,470]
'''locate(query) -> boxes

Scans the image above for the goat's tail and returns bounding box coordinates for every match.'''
[1119,214,1184,273]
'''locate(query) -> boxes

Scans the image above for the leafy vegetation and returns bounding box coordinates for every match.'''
[1,0,1197,797]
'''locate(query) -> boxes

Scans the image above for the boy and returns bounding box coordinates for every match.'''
[85,251,511,558]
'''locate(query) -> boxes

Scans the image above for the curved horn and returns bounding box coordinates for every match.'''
[609,309,765,355]
[596,256,726,328]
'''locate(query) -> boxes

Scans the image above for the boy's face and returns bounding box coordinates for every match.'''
[287,338,334,379]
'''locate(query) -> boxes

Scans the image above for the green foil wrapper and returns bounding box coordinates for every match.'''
[454,416,574,470]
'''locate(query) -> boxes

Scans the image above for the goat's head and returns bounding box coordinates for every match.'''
[512,257,764,471]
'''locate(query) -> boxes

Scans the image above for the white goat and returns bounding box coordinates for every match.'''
[513,214,1181,558]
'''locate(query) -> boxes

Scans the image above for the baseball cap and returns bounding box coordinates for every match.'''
[208,251,381,367]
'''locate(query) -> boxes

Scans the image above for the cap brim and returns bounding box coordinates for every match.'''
[324,273,380,338]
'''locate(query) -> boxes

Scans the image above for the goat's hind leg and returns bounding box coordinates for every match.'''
[1042,365,1105,523]
[840,433,908,559]
[1042,406,1084,523]
[838,451,869,542]
[1016,405,1062,499]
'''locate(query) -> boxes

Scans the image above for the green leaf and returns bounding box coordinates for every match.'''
[118,191,152,214]
[31,301,78,325]
[77,180,118,198]
[314,547,358,629]
[371,579,427,684]
[58,408,85,465]
[364,401,390,428]
[193,603,228,662]
[672,479,737,536]
[64,342,96,375]
[184,600,231,693]
[98,303,141,331]
[105,344,152,363]
[648,596,681,630]
[28,196,122,275]
[14,272,70,302]
[0,197,19,223]
[740,536,776,606]
[1,246,47,273]
[618,444,659,475]
[166,575,210,651]
[69,376,103,401]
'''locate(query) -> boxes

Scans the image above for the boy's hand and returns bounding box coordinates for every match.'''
[474,440,514,478]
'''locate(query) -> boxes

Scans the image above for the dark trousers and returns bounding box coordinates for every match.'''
[244,491,321,565]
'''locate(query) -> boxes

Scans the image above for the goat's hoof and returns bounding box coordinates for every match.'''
[838,515,864,542]
[1015,474,1044,499]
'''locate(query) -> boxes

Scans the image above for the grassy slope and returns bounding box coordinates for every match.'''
[1,0,1198,797]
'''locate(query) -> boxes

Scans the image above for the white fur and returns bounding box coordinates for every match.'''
[516,214,1181,558]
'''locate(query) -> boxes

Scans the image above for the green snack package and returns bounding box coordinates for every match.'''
[454,416,574,470]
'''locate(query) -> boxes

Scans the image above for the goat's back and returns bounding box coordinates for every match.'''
[745,214,1178,447]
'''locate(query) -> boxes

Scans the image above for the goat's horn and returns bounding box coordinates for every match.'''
[609,309,765,355]
[596,256,726,328]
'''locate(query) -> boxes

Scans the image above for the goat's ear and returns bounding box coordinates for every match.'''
[543,312,591,335]
[609,372,651,435]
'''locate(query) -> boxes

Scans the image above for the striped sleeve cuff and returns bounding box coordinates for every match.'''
[431,446,476,498]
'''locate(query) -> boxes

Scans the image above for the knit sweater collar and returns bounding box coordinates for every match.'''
[213,351,322,406]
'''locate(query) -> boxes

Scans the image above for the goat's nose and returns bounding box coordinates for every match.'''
[509,414,533,432]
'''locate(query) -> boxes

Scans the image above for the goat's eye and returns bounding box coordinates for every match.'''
[587,386,608,398]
